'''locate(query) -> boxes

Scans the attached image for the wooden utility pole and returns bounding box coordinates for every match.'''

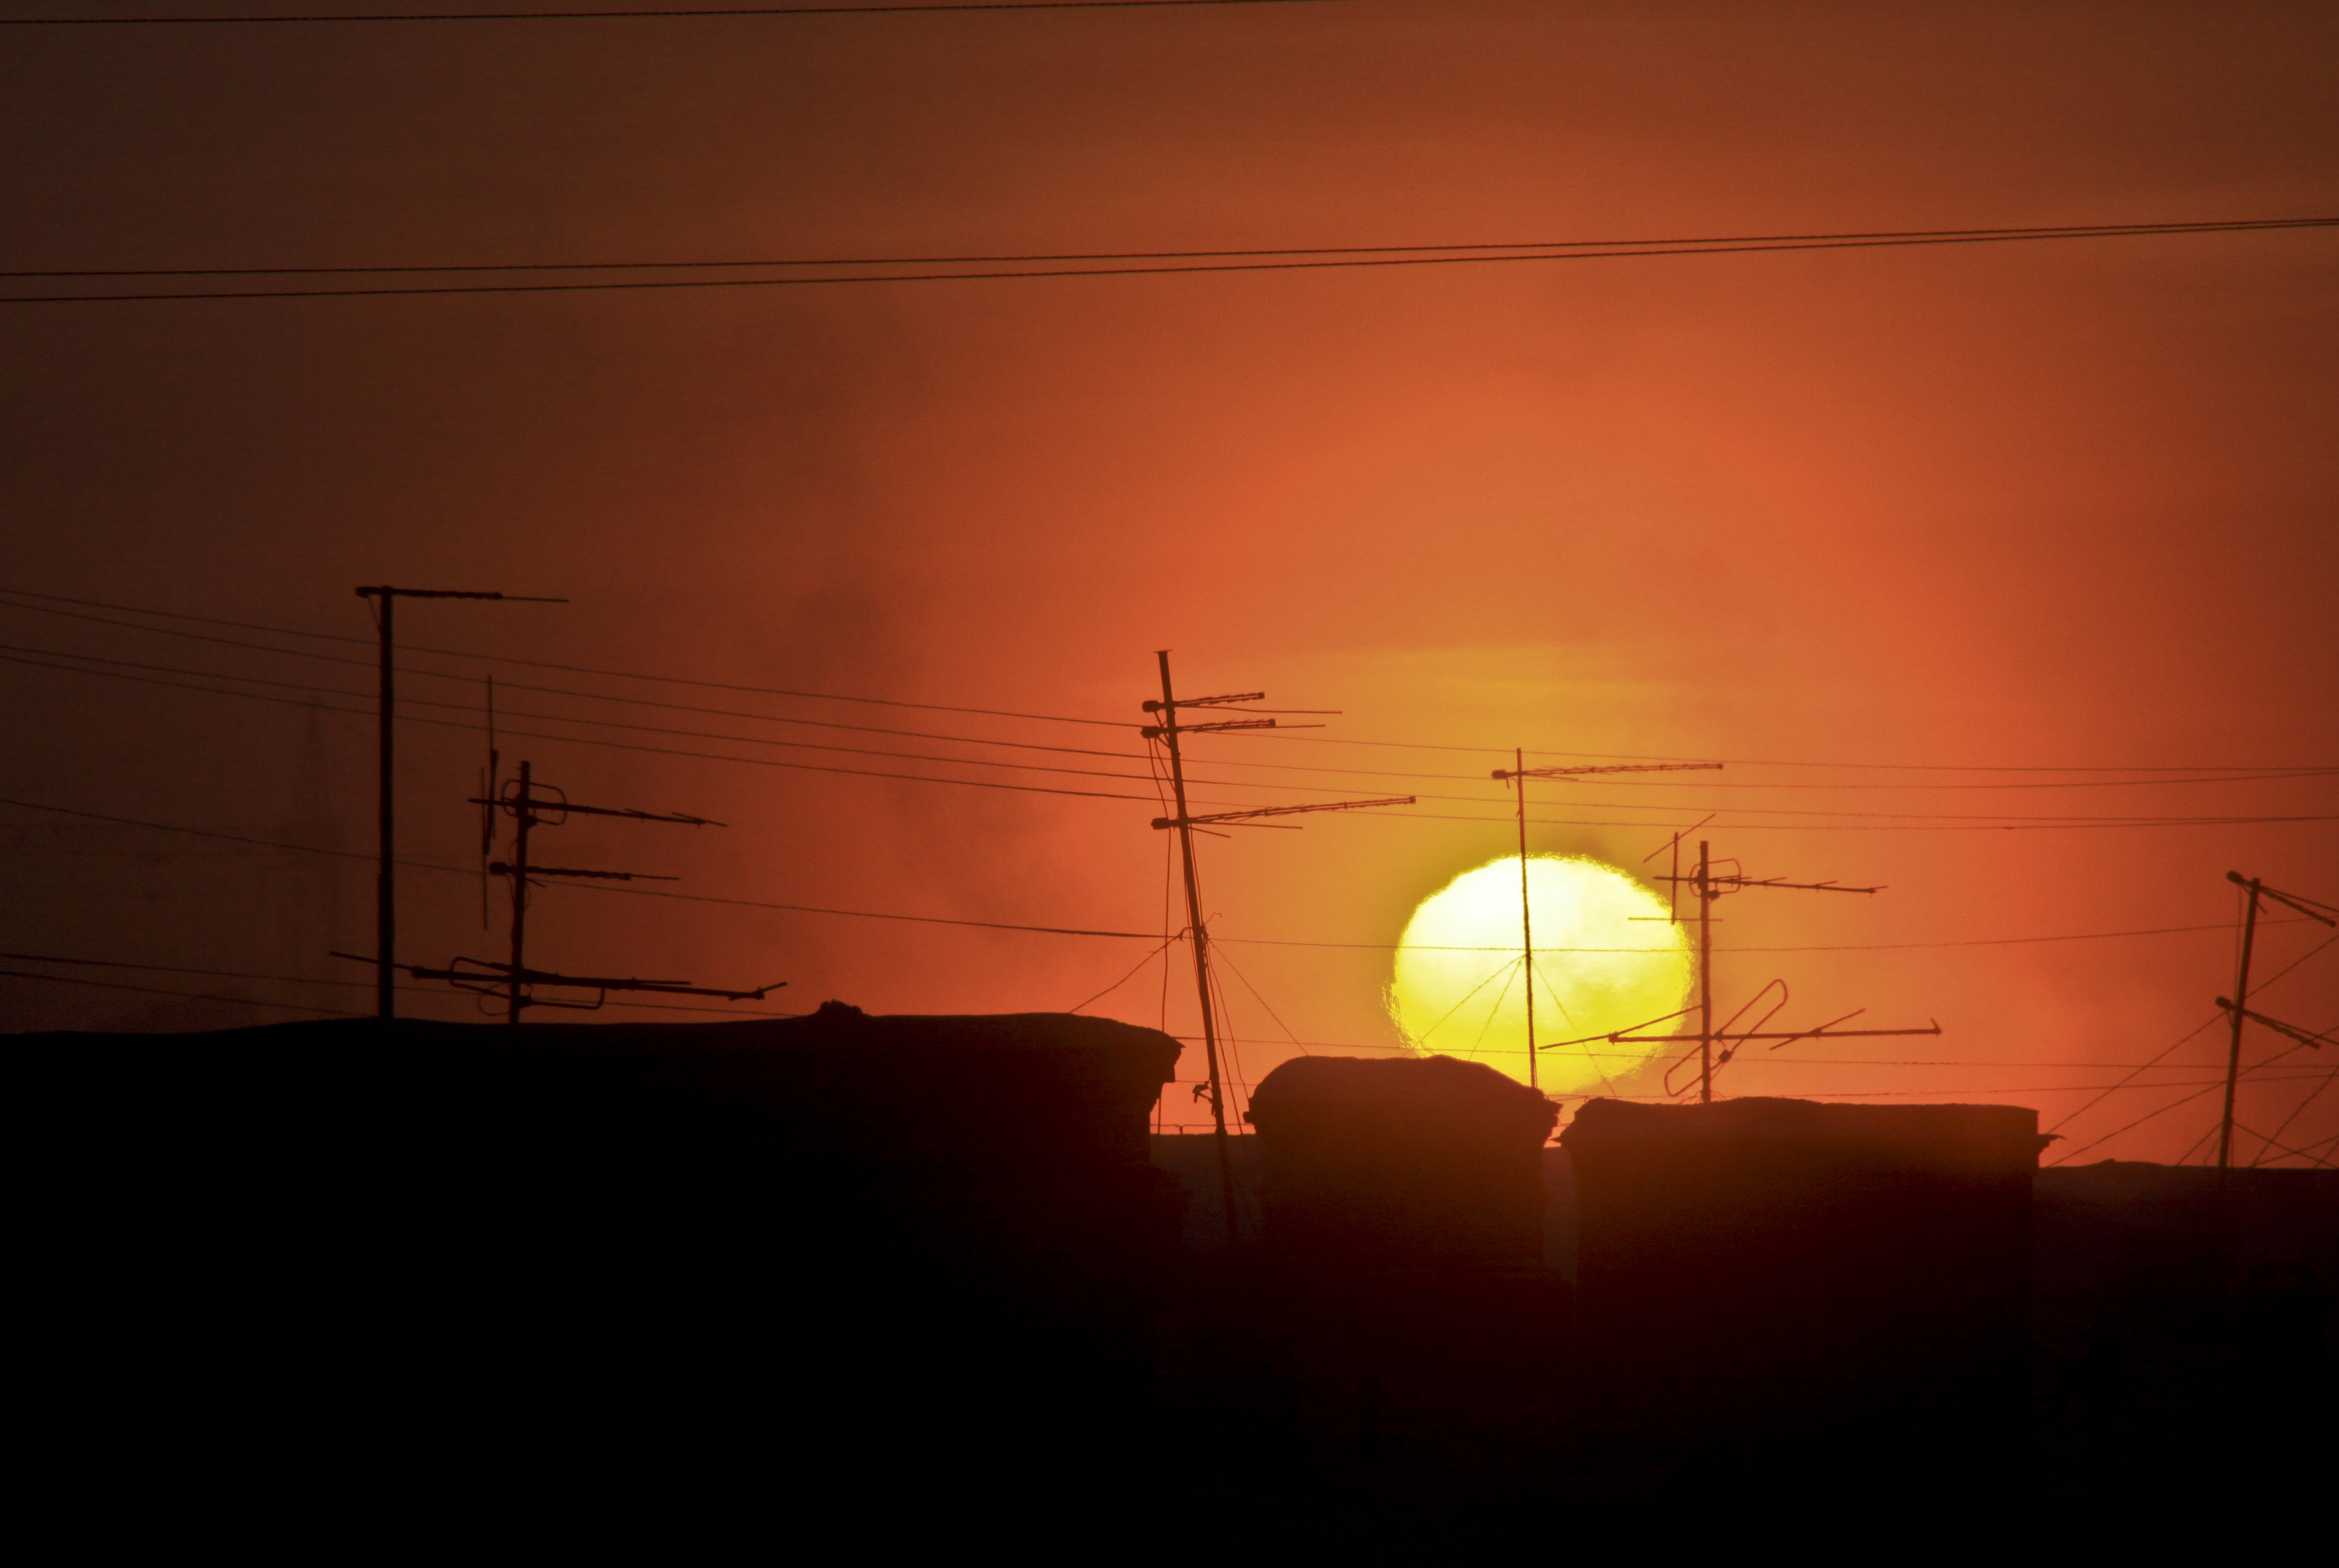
[2215,870,2336,1169]
[1151,652,1238,1235]
[2218,876,2263,1170]
[1144,652,1415,1242]
[354,584,562,1022]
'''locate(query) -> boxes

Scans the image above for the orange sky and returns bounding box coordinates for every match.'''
[2,0,2334,1164]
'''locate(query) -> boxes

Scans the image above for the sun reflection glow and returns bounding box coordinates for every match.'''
[1388,856,1693,1095]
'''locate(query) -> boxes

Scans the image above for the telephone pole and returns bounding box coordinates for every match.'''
[355,584,563,1022]
[2215,870,2336,1168]
[1488,757,1720,1090]
[1144,651,1414,1241]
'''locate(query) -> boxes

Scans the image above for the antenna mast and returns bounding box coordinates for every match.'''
[1488,758,1721,1091]
[2215,870,2336,1168]
[1144,651,1415,1242]
[354,584,563,1023]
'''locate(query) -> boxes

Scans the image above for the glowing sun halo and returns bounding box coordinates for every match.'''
[1388,856,1692,1095]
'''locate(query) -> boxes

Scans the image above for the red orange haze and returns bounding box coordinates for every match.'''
[0,1,2332,1165]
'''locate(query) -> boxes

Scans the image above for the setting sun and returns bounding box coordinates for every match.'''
[1389,857,1693,1095]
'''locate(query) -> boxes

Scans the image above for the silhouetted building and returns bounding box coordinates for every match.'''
[1562,1096,2045,1483]
[23,1004,1180,1550]
[1245,1053,1559,1272]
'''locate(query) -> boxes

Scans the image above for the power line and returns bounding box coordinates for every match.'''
[8,218,2329,305]
[7,219,2326,280]
[1349,807,2339,833]
[0,634,1149,762]
[2046,930,2339,1151]
[0,0,1348,23]
[0,587,1127,728]
[10,587,2333,776]
[0,965,365,1017]
[0,652,1174,802]
[14,649,2332,831]
[1215,724,2338,774]
[0,797,1159,938]
[1216,916,2326,954]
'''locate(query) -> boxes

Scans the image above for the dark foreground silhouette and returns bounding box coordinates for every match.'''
[21,1020,2331,1557]
[23,1004,1180,1552]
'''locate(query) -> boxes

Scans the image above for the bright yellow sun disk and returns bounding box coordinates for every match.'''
[1388,856,1691,1095]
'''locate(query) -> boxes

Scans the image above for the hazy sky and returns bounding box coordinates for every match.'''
[3,0,2334,1163]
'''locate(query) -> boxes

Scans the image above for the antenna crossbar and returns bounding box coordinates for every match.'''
[1493,761,1722,781]
[1154,794,1415,830]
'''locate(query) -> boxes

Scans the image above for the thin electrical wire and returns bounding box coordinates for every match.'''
[0,0,1349,23]
[2047,931,2339,1144]
[41,635,2339,827]
[0,599,1150,759]
[0,652,1173,803]
[1221,725,2337,774]
[1207,941,1306,1052]
[9,587,2330,775]
[0,966,365,1017]
[0,588,1129,728]
[1219,917,2321,953]
[8,218,2324,276]
[38,634,2329,824]
[2053,1045,2313,1164]
[0,797,1159,938]
[1062,936,1179,1014]
[9,218,2333,305]
[2253,1055,2339,1165]
[1162,1037,2335,1069]
[5,788,2322,958]
[1348,807,2339,832]
[2236,1102,2339,1167]
[0,644,1167,784]
[1174,740,2333,790]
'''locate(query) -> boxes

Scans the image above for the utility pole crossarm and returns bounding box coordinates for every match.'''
[1654,873,1882,894]
[356,587,568,603]
[2224,870,2339,927]
[2215,999,2333,1049]
[469,795,725,828]
[1492,761,1723,780]
[487,862,678,883]
[1153,795,1415,830]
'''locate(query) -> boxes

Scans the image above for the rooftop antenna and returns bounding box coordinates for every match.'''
[1488,757,1720,1090]
[2214,870,2335,1169]
[1143,650,1416,1243]
[354,584,564,1022]
[336,761,781,1016]
[1554,837,1939,1101]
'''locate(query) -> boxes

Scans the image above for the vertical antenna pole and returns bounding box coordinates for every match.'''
[507,760,533,1027]
[1697,840,1713,1104]
[374,589,396,1022]
[1515,749,1538,1091]
[2217,877,2263,1169]
[1157,650,1239,1243]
